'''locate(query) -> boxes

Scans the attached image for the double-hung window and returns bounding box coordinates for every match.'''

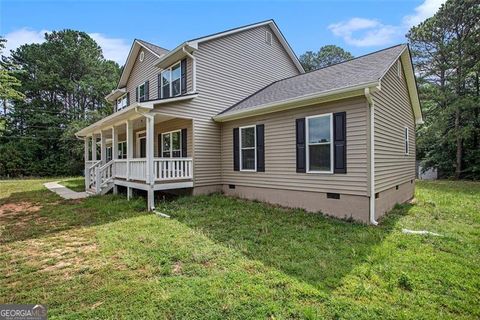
[117,141,127,159]
[161,130,182,158]
[306,114,333,173]
[161,62,181,99]
[138,82,146,102]
[116,94,127,111]
[240,126,256,171]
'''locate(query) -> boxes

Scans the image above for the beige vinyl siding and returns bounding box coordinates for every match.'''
[373,60,416,192]
[126,49,192,103]
[152,25,301,187]
[221,97,369,196]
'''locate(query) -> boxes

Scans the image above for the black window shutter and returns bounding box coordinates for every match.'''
[135,86,139,102]
[181,128,187,157]
[333,112,347,174]
[296,118,306,173]
[144,80,149,101]
[256,124,265,172]
[181,58,187,94]
[158,74,162,99]
[233,128,239,171]
[126,92,130,106]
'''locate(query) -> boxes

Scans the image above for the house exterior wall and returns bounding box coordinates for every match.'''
[220,97,369,196]
[151,24,301,189]
[373,60,416,193]
[124,49,193,106]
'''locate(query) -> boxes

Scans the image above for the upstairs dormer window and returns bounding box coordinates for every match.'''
[161,62,182,99]
[116,94,128,111]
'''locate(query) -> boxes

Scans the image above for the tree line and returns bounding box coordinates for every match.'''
[0,0,478,179]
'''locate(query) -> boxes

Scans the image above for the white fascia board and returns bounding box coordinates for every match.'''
[213,82,380,122]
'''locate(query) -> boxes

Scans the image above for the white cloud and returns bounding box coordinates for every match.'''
[3,28,48,54]
[3,28,130,65]
[403,0,446,27]
[329,0,446,47]
[88,33,130,65]
[328,18,400,47]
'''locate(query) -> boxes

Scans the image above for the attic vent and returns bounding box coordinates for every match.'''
[265,31,272,46]
[139,51,145,62]
[397,60,402,79]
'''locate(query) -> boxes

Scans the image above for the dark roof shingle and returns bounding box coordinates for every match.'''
[218,44,406,116]
[137,39,169,56]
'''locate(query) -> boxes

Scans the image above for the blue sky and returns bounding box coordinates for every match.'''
[1,0,444,64]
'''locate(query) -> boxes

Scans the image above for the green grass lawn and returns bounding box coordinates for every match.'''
[0,179,479,319]
[59,177,85,192]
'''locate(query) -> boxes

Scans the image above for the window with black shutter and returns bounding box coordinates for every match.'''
[333,112,347,173]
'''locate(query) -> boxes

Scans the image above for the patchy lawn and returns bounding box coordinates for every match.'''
[0,179,479,319]
[59,177,85,192]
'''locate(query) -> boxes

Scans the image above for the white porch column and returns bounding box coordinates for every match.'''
[100,130,106,164]
[146,114,155,185]
[84,136,90,190]
[84,137,89,163]
[126,120,133,181]
[112,126,118,161]
[92,134,97,162]
[146,113,155,211]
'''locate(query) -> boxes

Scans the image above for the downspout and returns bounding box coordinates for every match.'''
[182,46,196,92]
[365,87,379,226]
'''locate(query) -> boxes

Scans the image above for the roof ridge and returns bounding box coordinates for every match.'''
[136,39,170,52]
[187,19,274,42]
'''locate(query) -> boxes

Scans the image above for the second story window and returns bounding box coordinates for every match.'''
[161,62,182,99]
[139,82,146,102]
[116,94,128,111]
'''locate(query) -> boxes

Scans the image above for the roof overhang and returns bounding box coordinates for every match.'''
[154,42,197,70]
[105,88,126,102]
[154,20,304,73]
[399,48,423,124]
[117,40,167,88]
[76,94,198,137]
[213,81,380,122]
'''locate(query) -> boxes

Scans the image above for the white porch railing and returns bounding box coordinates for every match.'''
[105,158,193,182]
[154,158,193,181]
[86,161,102,190]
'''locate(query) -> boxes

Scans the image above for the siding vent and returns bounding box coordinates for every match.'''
[139,51,145,62]
[265,31,272,46]
[327,193,340,199]
[229,184,236,189]
[396,185,399,190]
[375,192,379,199]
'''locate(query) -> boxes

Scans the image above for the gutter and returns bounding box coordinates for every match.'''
[214,81,380,122]
[365,87,379,226]
[182,47,197,92]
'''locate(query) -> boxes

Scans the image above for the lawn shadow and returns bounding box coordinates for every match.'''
[0,188,148,245]
[159,194,412,293]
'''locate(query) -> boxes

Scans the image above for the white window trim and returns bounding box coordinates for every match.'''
[116,93,128,111]
[161,61,182,99]
[239,125,257,172]
[306,113,334,174]
[161,129,182,158]
[404,127,409,155]
[136,130,146,158]
[117,140,127,159]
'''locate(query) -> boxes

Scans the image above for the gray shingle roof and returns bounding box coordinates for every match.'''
[218,44,406,116]
[137,39,169,56]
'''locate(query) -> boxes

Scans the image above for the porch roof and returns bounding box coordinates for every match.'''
[75,94,197,137]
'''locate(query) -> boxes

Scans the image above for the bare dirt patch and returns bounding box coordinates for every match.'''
[0,201,41,215]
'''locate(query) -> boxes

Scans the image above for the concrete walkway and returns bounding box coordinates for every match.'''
[43,181,89,200]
